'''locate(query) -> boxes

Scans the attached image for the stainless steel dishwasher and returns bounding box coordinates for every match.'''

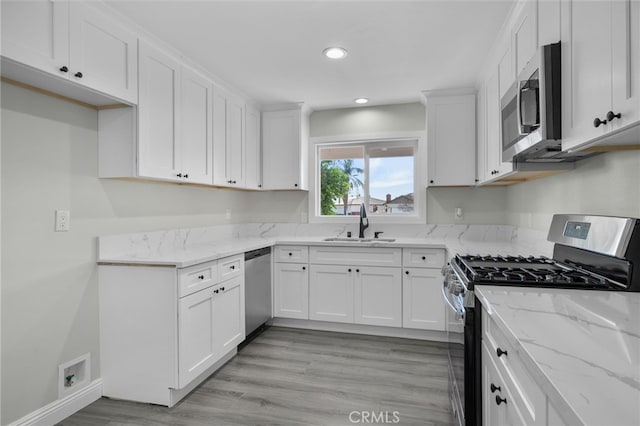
[244,247,272,337]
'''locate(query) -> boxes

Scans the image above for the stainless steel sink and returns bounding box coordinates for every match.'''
[323,237,396,242]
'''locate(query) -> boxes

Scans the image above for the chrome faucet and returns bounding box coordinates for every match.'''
[359,204,369,238]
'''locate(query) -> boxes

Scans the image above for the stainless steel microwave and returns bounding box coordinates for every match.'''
[501,42,562,162]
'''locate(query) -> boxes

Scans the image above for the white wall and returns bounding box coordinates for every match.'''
[0,82,302,424]
[309,102,426,137]
[505,150,640,230]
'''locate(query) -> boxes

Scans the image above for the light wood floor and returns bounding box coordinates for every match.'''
[58,327,453,426]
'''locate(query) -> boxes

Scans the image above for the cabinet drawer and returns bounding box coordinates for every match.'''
[309,246,401,267]
[218,254,243,282]
[178,260,218,298]
[275,245,309,263]
[402,248,445,268]
[482,308,546,425]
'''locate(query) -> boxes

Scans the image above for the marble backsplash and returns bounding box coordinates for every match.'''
[98,222,553,260]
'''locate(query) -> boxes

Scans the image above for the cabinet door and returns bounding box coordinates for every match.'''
[309,265,354,323]
[354,266,402,327]
[68,2,138,103]
[212,89,228,186]
[513,0,538,77]
[611,0,640,130]
[226,95,245,187]
[426,94,476,187]
[178,287,216,388]
[137,42,181,181]
[485,69,510,179]
[212,277,245,356]
[1,0,69,77]
[245,105,262,190]
[561,0,613,150]
[262,109,302,190]
[402,268,445,331]
[181,67,213,184]
[274,263,309,319]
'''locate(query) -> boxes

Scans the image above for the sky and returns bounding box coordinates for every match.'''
[349,157,414,201]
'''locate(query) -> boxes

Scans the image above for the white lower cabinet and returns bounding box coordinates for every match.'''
[354,266,402,327]
[99,254,245,406]
[482,305,552,426]
[274,245,446,332]
[178,286,216,388]
[274,262,309,319]
[402,267,445,331]
[309,264,354,323]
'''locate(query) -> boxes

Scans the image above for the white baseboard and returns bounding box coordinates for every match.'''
[9,379,102,426]
[269,318,448,342]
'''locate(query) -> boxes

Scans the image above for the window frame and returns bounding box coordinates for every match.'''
[308,132,426,224]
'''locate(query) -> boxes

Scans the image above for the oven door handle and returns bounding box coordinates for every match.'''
[441,282,463,315]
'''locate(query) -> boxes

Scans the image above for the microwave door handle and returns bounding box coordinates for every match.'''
[517,81,526,136]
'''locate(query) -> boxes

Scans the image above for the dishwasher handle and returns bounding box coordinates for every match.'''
[245,247,271,261]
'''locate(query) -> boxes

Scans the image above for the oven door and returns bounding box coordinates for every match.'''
[442,276,465,425]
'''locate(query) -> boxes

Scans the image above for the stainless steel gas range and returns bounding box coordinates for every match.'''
[442,214,640,426]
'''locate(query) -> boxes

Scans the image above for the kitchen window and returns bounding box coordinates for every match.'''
[310,135,425,224]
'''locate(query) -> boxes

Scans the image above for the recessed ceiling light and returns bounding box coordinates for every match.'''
[323,47,348,59]
[354,98,369,104]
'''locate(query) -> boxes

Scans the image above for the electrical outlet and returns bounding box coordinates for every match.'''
[55,210,70,232]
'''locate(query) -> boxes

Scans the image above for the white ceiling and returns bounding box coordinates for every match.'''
[104,0,514,111]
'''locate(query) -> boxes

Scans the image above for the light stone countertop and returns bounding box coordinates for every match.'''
[475,285,640,426]
[97,235,547,268]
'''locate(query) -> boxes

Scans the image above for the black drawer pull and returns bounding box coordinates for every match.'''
[198,275,205,280]
[495,395,507,405]
[59,66,69,72]
[593,117,607,128]
[302,266,306,271]
[606,111,621,121]
[230,265,235,270]
[74,71,83,78]
[496,347,508,357]
[490,383,501,393]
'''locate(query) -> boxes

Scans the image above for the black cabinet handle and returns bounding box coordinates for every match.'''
[288,252,292,256]
[177,173,183,177]
[230,265,235,270]
[421,256,426,260]
[348,268,352,272]
[59,66,69,73]
[302,266,306,271]
[593,117,607,128]
[214,289,219,294]
[495,395,507,406]
[198,275,204,280]
[496,347,508,357]
[606,111,621,121]
[356,269,360,273]
[220,287,225,291]
[184,174,188,178]
[294,183,298,187]
[405,270,409,275]
[74,71,83,78]
[258,184,262,188]
[430,180,434,184]
[490,383,501,393]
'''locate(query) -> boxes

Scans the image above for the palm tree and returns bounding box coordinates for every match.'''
[336,159,364,215]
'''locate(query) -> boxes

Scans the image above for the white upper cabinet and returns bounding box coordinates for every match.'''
[68,2,137,103]
[561,0,640,151]
[513,0,538,77]
[262,106,309,190]
[1,0,69,75]
[101,41,214,185]
[213,87,246,188]
[137,42,182,181]
[1,0,137,104]
[244,105,262,190]
[180,67,213,184]
[424,91,477,187]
